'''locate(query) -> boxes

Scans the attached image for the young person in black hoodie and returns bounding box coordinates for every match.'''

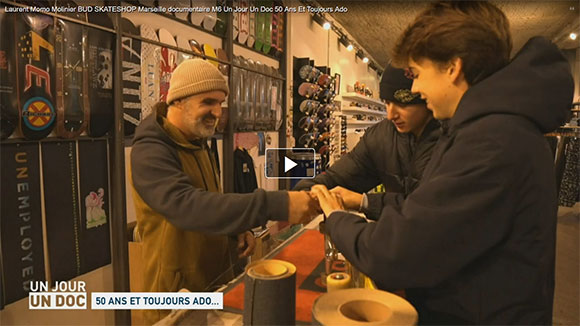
[312,1,574,324]
[294,64,440,220]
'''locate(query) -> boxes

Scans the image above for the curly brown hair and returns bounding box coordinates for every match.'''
[391,1,512,85]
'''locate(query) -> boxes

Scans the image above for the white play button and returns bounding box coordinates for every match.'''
[284,156,298,173]
[264,148,315,179]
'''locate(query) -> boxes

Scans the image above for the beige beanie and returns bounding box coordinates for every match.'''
[166,59,229,104]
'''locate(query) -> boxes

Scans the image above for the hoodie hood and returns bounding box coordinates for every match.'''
[451,37,574,133]
[132,106,205,151]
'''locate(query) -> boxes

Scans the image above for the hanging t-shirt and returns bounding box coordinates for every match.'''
[234,148,258,193]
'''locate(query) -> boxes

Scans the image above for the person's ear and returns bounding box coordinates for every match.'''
[447,57,464,84]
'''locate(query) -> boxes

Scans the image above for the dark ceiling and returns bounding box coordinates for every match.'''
[320,1,579,69]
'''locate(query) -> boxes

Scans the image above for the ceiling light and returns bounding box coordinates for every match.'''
[356,50,364,59]
[363,57,369,64]
[323,22,331,30]
[570,32,577,40]
[312,14,324,27]
[339,35,354,51]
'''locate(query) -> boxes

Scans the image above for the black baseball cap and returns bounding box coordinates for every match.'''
[379,64,425,105]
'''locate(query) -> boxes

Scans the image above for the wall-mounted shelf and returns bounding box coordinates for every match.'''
[340,92,385,108]
[340,106,386,116]
[346,120,382,127]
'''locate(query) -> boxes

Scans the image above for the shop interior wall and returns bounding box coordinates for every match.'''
[288,12,381,151]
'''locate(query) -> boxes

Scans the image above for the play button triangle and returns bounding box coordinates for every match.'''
[284,156,298,173]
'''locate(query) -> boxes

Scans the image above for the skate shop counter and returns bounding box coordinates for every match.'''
[154,216,327,325]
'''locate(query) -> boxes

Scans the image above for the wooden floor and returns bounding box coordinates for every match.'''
[553,203,580,326]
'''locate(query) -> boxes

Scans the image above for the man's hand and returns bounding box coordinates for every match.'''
[288,191,321,224]
[311,185,345,217]
[237,231,255,258]
[330,186,363,211]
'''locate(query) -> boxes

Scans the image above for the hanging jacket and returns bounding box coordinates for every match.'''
[326,37,574,325]
[294,118,440,219]
[234,147,259,193]
[130,106,288,324]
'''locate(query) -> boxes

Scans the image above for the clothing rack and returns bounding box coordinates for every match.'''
[546,126,580,207]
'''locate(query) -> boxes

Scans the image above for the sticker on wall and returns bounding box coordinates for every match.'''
[85,188,107,229]
[78,139,111,274]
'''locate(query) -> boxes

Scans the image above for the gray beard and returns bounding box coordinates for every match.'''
[186,117,216,139]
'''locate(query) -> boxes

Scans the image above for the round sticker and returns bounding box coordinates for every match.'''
[22,97,55,130]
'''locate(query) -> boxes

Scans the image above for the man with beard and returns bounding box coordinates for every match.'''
[130,59,318,324]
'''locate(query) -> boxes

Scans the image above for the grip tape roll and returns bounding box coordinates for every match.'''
[312,288,418,325]
[243,259,296,325]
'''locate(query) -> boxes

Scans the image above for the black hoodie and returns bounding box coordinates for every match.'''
[294,118,440,220]
[326,37,574,325]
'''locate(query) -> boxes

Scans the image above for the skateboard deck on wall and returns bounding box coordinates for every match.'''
[238,0,249,45]
[42,140,81,283]
[202,43,218,69]
[298,82,322,99]
[215,0,227,37]
[0,12,18,139]
[176,34,193,64]
[78,139,111,275]
[247,1,256,48]
[202,0,217,31]
[15,12,56,140]
[158,28,177,103]
[232,0,240,41]
[140,23,160,120]
[173,0,190,22]
[87,12,114,137]
[245,58,257,130]
[0,142,46,305]
[275,2,284,56]
[215,48,229,75]
[190,7,205,26]
[121,18,141,137]
[261,0,273,54]
[254,2,265,52]
[189,38,204,57]
[55,3,89,139]
[269,3,278,56]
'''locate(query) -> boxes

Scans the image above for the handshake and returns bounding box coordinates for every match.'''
[287,185,363,225]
